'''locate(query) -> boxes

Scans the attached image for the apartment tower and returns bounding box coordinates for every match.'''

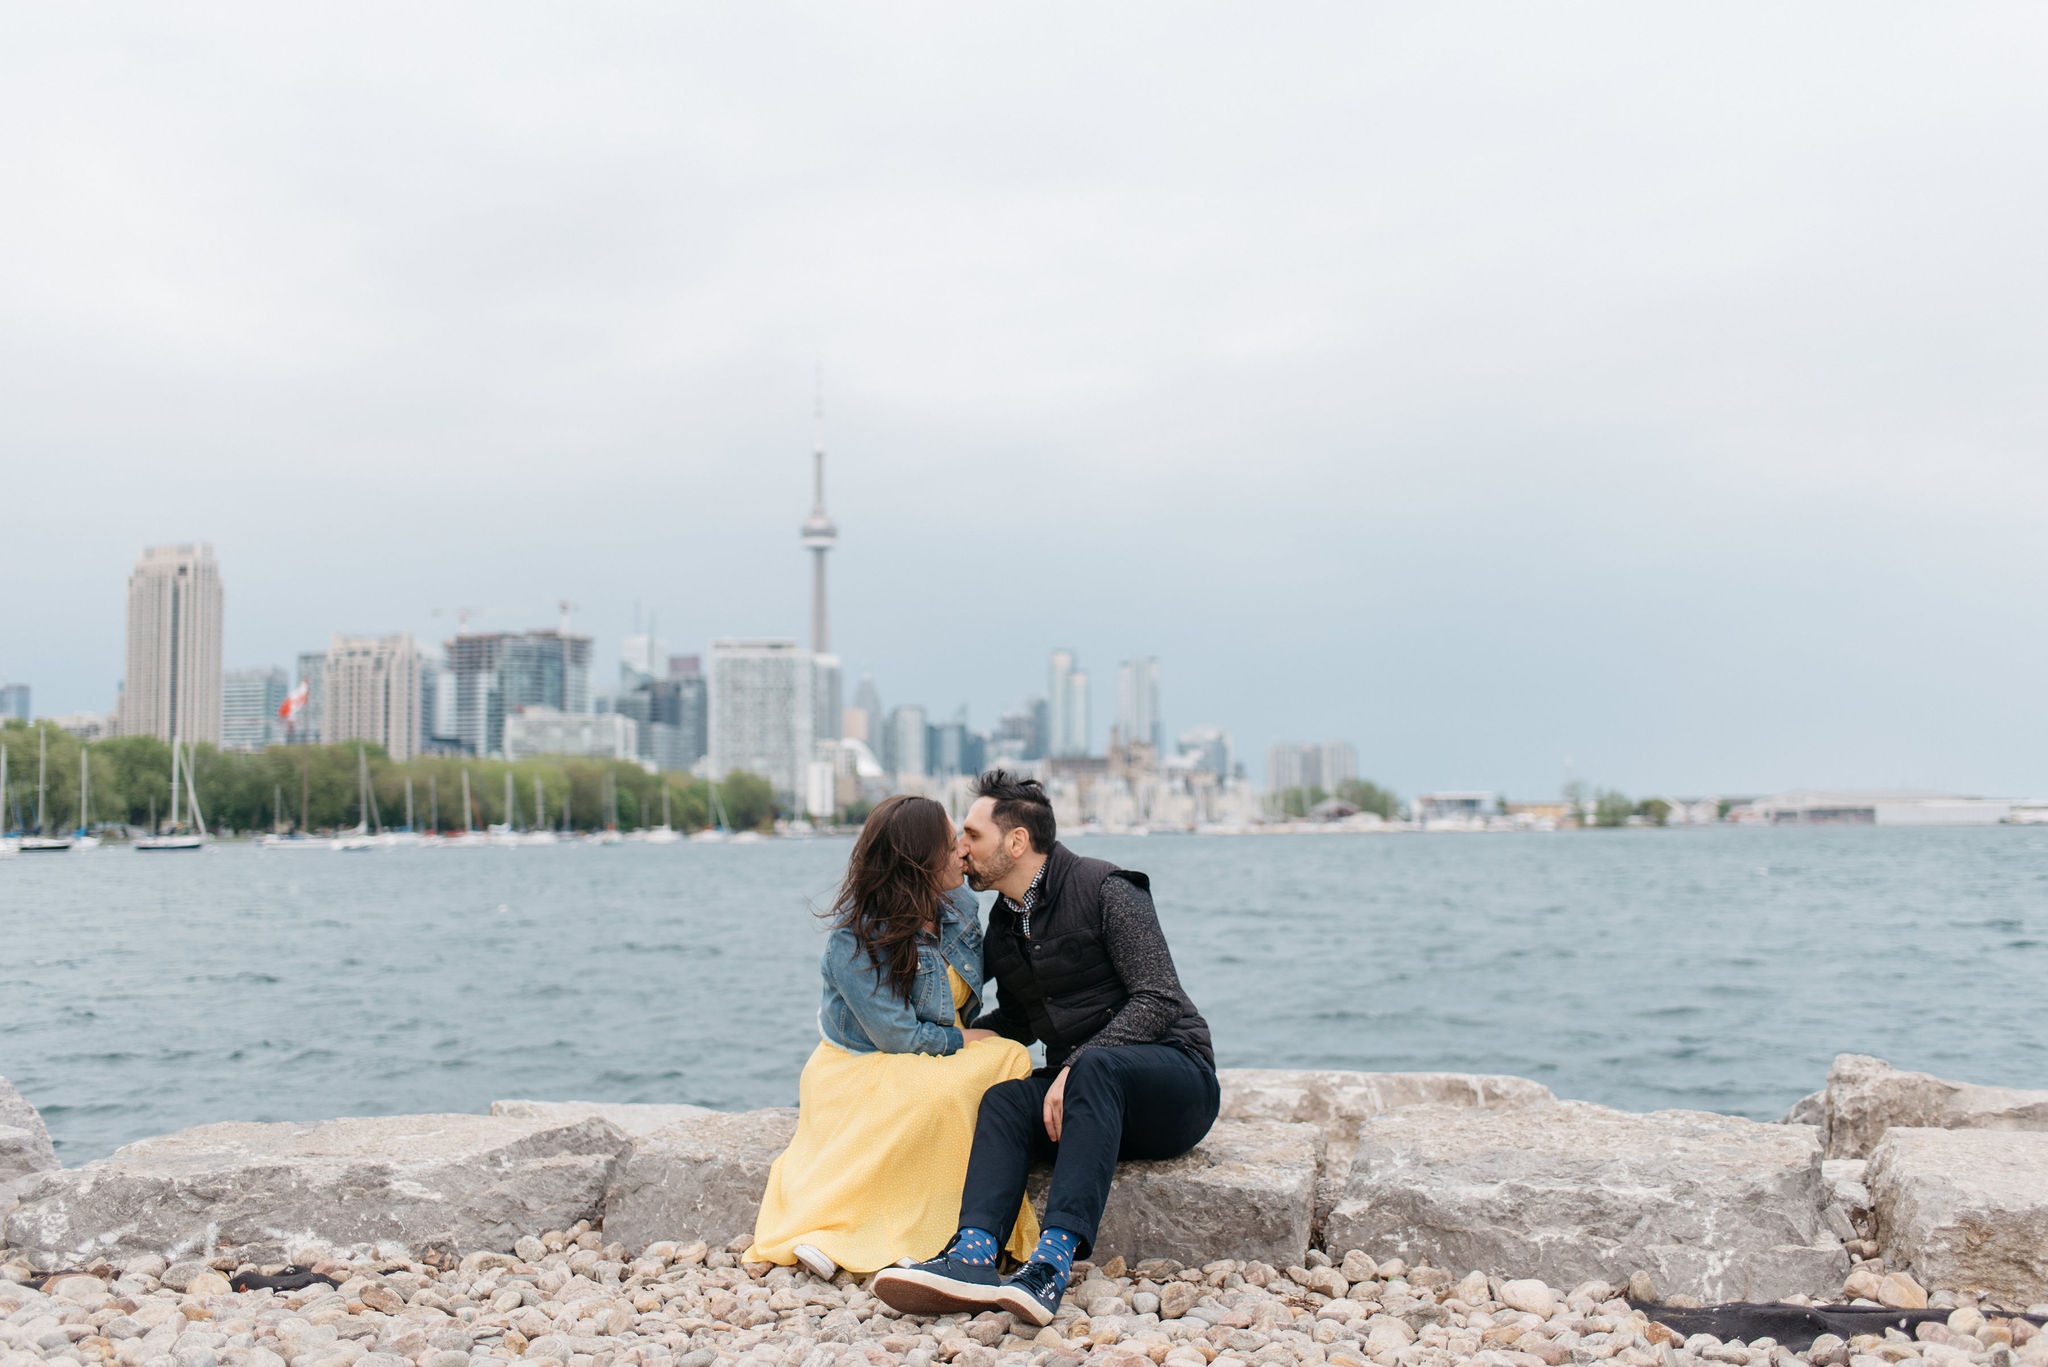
[120,543,223,745]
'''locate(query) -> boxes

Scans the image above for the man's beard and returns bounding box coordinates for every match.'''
[965,843,1014,892]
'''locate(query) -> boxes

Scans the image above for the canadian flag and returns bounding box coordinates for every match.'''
[279,679,310,724]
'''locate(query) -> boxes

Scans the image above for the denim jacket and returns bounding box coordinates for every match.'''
[819,885,985,1055]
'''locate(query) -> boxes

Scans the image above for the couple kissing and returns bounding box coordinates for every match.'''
[745,769,1218,1326]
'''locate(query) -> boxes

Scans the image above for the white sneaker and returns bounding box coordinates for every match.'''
[792,1244,838,1281]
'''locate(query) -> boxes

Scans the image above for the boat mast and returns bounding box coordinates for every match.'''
[462,769,473,833]
[80,744,91,835]
[429,773,438,834]
[169,737,182,829]
[533,775,544,832]
[184,742,208,836]
[504,770,516,832]
[36,727,46,836]
[405,775,415,832]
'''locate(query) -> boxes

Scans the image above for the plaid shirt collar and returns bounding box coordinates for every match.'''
[1002,859,1049,937]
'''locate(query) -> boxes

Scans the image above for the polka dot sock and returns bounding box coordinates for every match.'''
[947,1227,999,1266]
[1028,1227,1080,1279]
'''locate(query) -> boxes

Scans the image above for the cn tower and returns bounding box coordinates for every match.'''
[801,422,837,654]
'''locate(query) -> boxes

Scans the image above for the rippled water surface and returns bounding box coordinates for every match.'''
[4,826,2045,1161]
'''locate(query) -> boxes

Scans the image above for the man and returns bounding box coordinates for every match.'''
[872,770,1218,1326]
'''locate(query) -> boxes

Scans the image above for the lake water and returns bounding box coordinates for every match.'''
[3,827,2044,1162]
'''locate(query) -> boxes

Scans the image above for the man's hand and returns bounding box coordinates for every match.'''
[1043,1065,1072,1142]
[961,1028,997,1044]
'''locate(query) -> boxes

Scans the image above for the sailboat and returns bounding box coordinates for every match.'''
[73,743,101,849]
[0,745,17,856]
[135,739,207,850]
[586,770,623,844]
[523,774,558,845]
[333,745,380,850]
[440,768,486,846]
[487,770,521,845]
[641,781,682,843]
[689,778,733,843]
[20,728,75,852]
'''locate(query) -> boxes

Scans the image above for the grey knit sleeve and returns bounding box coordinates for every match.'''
[1063,875,1189,1066]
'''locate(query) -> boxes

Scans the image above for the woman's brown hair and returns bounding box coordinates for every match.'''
[830,794,955,1002]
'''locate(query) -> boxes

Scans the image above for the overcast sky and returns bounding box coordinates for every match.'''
[3,4,2045,797]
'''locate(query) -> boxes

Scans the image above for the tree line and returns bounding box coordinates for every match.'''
[0,720,776,835]
[1274,777,1401,820]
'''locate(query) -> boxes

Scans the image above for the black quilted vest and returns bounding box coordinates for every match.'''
[983,841,1215,1072]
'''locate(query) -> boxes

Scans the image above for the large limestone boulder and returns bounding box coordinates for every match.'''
[1027,1118,1321,1268]
[0,1076,60,1225]
[1822,1054,2048,1159]
[1326,1100,1848,1301]
[492,1099,715,1138]
[603,1109,798,1253]
[1219,1069,1553,1159]
[2,1112,629,1267]
[1219,1069,1554,1221]
[1867,1127,2048,1301]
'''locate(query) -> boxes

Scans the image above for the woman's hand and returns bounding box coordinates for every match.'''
[1043,1066,1072,1141]
[961,1028,998,1044]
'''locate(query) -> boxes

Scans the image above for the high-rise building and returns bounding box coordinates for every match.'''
[883,704,927,780]
[119,543,223,745]
[503,707,638,761]
[813,653,843,744]
[1266,740,1357,793]
[1048,650,1091,757]
[445,629,593,757]
[289,650,327,745]
[707,639,813,805]
[621,633,665,692]
[1117,657,1162,753]
[222,667,289,751]
[0,683,28,722]
[1177,724,1232,778]
[325,633,423,761]
[845,674,882,745]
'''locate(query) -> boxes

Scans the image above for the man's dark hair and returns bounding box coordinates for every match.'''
[975,768,1056,854]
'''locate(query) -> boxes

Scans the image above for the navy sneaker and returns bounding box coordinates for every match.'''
[992,1259,1068,1327]
[870,1236,1004,1317]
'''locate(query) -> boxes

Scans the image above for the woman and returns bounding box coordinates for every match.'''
[747,795,1039,1279]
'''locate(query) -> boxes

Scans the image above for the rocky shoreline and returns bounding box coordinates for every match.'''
[3,1057,2046,1367]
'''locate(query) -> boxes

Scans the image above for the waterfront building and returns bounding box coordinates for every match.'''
[222,666,289,752]
[1414,791,1497,826]
[289,650,327,745]
[325,633,423,761]
[883,703,927,781]
[503,706,638,761]
[119,542,223,746]
[47,712,115,741]
[707,638,813,804]
[1731,790,2025,826]
[445,629,593,758]
[844,674,882,745]
[0,684,27,721]
[1267,739,1358,793]
[1177,724,1231,777]
[1116,657,1162,753]
[621,633,664,691]
[813,654,843,745]
[927,710,986,779]
[1048,650,1090,757]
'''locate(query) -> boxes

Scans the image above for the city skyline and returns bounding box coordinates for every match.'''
[5,7,2047,798]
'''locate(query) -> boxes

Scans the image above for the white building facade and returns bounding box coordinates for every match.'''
[120,543,224,746]
[222,666,289,751]
[503,707,638,761]
[707,639,813,806]
[325,633,423,761]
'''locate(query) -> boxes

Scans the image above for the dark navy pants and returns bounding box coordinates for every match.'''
[957,1042,1220,1258]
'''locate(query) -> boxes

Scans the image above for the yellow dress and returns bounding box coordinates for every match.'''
[747,966,1040,1273]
